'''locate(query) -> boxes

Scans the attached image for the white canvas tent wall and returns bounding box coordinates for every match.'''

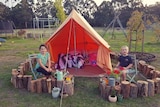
[46,9,112,72]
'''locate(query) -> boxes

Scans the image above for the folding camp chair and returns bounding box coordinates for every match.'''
[126,54,139,83]
[28,54,41,80]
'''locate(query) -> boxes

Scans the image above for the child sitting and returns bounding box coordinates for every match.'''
[115,46,133,81]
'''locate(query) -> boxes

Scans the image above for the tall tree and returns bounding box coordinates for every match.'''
[94,1,114,27]
[33,0,56,18]
[0,2,10,20]
[63,0,97,25]
[54,0,66,23]
[127,10,145,52]
[9,0,34,28]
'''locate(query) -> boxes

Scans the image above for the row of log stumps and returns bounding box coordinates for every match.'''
[11,58,74,97]
[99,59,160,101]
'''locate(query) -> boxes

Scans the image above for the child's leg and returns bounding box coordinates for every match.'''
[122,70,127,81]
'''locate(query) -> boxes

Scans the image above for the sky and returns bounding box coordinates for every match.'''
[94,0,160,6]
[1,0,160,7]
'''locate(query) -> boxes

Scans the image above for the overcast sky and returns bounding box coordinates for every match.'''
[94,0,160,6]
[1,0,160,8]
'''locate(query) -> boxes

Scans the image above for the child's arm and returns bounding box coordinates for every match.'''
[124,63,133,69]
[37,58,49,71]
[115,62,120,68]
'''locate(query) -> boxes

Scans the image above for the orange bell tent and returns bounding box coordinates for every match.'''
[45,9,112,72]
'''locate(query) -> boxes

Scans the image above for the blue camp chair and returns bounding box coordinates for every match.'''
[28,54,41,80]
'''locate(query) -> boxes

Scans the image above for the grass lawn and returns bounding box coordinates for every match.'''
[0,28,160,107]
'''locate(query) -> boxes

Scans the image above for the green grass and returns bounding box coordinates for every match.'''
[0,28,160,107]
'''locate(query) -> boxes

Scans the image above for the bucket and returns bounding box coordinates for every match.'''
[52,87,61,98]
[108,78,115,86]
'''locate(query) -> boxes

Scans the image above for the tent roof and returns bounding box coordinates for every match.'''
[46,9,110,49]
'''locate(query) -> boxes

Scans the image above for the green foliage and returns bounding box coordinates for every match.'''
[54,0,66,24]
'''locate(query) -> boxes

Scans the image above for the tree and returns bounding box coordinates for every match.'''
[9,0,34,28]
[0,2,10,20]
[33,0,56,18]
[93,1,114,27]
[63,0,97,25]
[54,0,66,24]
[127,10,145,52]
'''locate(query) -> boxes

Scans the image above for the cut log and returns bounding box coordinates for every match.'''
[51,77,56,88]
[47,78,52,93]
[114,85,121,95]
[63,81,74,96]
[17,75,23,89]
[27,75,32,91]
[41,77,48,93]
[11,69,19,88]
[156,71,160,78]
[146,65,155,78]
[25,59,30,72]
[147,79,155,96]
[138,60,146,74]
[30,80,36,93]
[99,81,106,99]
[22,75,29,89]
[156,78,160,94]
[18,66,24,75]
[57,80,63,89]
[20,62,25,73]
[36,78,42,93]
[130,83,138,98]
[149,70,157,79]
[121,81,130,99]
[105,85,111,100]
[137,80,148,97]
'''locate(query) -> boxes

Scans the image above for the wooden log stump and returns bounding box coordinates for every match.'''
[22,75,29,89]
[146,65,155,78]
[41,77,48,93]
[130,83,138,98]
[63,81,74,96]
[20,62,25,73]
[147,79,155,97]
[137,80,148,97]
[143,64,149,76]
[25,59,30,72]
[30,80,36,93]
[11,69,19,88]
[47,78,52,93]
[114,85,121,95]
[149,70,157,79]
[27,75,32,91]
[99,82,106,99]
[156,71,160,78]
[153,78,160,94]
[18,66,24,75]
[138,60,146,74]
[57,80,63,90]
[121,81,130,99]
[51,77,56,88]
[17,75,23,89]
[36,78,42,93]
[105,85,111,100]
